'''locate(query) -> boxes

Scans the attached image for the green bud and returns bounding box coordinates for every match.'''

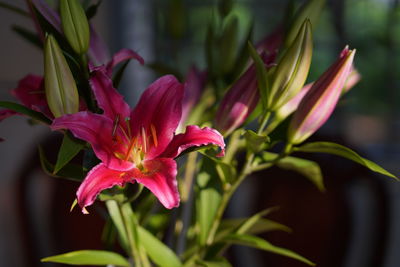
[60,0,90,54]
[44,34,79,118]
[268,19,313,111]
[285,0,325,47]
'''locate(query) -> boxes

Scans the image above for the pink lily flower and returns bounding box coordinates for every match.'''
[287,47,356,144]
[51,70,225,213]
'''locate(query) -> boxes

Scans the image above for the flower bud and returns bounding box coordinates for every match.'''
[60,0,90,54]
[44,34,79,117]
[268,19,313,111]
[284,0,325,47]
[287,47,356,144]
[216,65,258,136]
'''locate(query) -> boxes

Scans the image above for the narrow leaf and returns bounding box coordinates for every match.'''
[196,257,232,267]
[248,42,269,107]
[54,132,85,174]
[295,141,397,179]
[138,226,182,267]
[263,152,325,191]
[12,25,42,49]
[0,101,51,124]
[38,145,84,181]
[41,250,129,266]
[223,234,315,266]
[105,200,129,251]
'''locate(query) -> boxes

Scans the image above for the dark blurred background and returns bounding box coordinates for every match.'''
[0,0,400,266]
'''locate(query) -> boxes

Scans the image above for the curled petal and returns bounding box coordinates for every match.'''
[133,158,179,209]
[130,75,184,159]
[90,70,131,120]
[77,163,133,213]
[161,125,225,158]
[105,48,145,76]
[51,112,134,171]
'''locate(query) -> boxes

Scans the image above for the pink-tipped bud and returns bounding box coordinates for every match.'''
[287,46,356,144]
[215,64,259,136]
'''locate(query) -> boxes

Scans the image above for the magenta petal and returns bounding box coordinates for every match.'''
[105,48,145,76]
[51,112,134,171]
[133,158,179,209]
[161,125,225,158]
[77,163,133,213]
[130,75,184,159]
[90,70,131,120]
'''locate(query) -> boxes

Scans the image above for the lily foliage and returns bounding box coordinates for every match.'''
[0,0,396,266]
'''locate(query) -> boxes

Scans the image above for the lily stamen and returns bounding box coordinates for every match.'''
[141,127,147,153]
[150,124,158,147]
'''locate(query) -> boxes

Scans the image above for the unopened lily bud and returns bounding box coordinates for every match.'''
[44,34,79,117]
[268,19,313,111]
[342,68,361,94]
[60,0,90,54]
[287,47,356,144]
[285,0,325,47]
[276,82,312,120]
[216,64,258,136]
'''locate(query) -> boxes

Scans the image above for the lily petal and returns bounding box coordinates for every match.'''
[51,112,134,171]
[161,125,225,158]
[133,158,179,209]
[105,48,144,76]
[130,75,184,159]
[77,163,133,213]
[90,69,131,120]
[11,74,52,118]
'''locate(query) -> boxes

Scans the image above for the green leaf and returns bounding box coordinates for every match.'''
[41,250,129,266]
[218,218,291,239]
[85,0,102,19]
[236,207,278,235]
[196,157,223,245]
[244,130,269,153]
[196,257,232,267]
[262,152,325,191]
[0,101,51,124]
[138,226,182,267]
[105,200,129,251]
[38,145,84,181]
[12,25,42,49]
[295,142,398,180]
[248,42,269,107]
[53,132,85,174]
[223,234,315,266]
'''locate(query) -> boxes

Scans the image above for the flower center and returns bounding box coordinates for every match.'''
[113,121,158,170]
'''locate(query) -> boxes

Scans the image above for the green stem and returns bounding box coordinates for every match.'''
[258,111,272,134]
[117,202,141,267]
